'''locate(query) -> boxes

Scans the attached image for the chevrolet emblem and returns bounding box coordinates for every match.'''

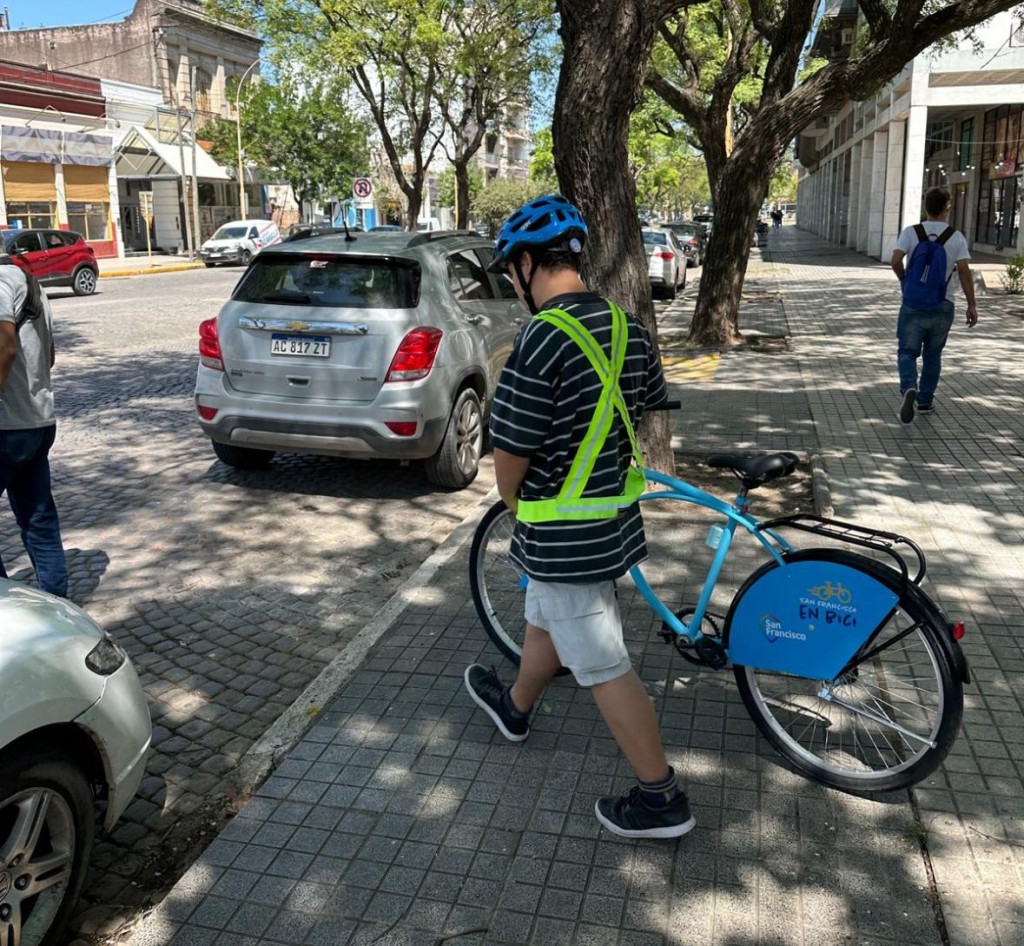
[288,321,310,332]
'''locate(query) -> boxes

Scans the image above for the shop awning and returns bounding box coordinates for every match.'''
[114,124,231,182]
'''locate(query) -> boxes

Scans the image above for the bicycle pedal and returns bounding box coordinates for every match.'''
[695,636,728,670]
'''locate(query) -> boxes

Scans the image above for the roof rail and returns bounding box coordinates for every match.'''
[406,229,479,247]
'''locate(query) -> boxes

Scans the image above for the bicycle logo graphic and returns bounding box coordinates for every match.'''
[807,581,852,604]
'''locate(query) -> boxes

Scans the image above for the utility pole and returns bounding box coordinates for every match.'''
[188,69,202,247]
[175,106,195,259]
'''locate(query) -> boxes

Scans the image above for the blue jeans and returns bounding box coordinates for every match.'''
[0,425,68,597]
[896,300,955,407]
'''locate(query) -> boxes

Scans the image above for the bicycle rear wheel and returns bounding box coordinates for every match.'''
[469,501,528,665]
[734,593,962,793]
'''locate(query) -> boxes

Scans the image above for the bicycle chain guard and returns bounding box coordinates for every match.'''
[659,609,728,670]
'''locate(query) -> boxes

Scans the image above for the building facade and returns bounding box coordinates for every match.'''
[0,61,120,257]
[796,11,1024,259]
[0,0,265,255]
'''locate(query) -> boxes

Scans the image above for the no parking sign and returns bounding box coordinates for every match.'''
[353,177,373,207]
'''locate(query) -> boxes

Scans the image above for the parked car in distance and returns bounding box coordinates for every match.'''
[416,217,442,232]
[664,220,708,268]
[368,224,403,232]
[1,228,99,295]
[692,212,714,234]
[641,227,687,299]
[0,579,151,945]
[200,219,281,267]
[194,230,529,489]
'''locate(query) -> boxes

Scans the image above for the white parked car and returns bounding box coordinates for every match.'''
[0,580,151,946]
[642,227,687,299]
[200,219,282,267]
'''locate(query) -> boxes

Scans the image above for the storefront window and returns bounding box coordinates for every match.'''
[5,201,55,229]
[66,202,109,241]
[957,119,973,172]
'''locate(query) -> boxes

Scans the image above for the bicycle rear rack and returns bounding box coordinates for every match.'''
[756,514,927,586]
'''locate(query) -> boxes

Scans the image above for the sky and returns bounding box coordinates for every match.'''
[3,2,135,30]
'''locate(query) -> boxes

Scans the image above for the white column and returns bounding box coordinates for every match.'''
[867,130,889,259]
[857,140,873,252]
[881,120,906,259]
[54,163,67,226]
[109,162,124,258]
[847,142,862,248]
[902,105,927,230]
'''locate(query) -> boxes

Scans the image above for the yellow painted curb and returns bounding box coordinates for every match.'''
[101,263,206,278]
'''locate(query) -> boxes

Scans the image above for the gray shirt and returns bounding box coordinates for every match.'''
[0,265,55,429]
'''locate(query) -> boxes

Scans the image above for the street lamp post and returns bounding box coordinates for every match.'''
[234,57,265,221]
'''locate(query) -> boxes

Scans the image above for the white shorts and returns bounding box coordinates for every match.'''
[524,579,632,687]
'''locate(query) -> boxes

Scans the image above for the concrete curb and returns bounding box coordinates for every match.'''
[809,451,835,519]
[228,487,499,798]
[101,263,205,278]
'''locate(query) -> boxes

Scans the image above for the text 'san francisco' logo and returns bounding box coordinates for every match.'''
[761,614,807,644]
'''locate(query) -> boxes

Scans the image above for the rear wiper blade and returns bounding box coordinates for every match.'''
[262,291,311,304]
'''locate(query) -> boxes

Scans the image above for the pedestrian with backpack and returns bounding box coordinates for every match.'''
[0,254,68,597]
[890,187,978,425]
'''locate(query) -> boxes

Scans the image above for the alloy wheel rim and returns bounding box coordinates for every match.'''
[455,400,482,474]
[0,787,75,946]
[77,271,95,293]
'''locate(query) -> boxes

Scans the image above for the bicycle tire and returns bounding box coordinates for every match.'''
[468,500,570,675]
[732,554,962,794]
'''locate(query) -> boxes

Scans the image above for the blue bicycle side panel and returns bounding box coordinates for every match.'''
[727,560,899,678]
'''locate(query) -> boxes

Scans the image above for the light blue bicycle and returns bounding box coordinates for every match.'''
[469,451,969,794]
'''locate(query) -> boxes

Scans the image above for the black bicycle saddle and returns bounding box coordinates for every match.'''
[705,452,799,489]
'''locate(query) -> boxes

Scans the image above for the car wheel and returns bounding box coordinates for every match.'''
[425,388,483,489]
[71,267,97,296]
[679,264,687,291]
[664,272,677,300]
[0,746,95,946]
[212,441,275,470]
[240,249,253,266]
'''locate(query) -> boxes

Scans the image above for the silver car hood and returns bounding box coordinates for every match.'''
[0,580,107,746]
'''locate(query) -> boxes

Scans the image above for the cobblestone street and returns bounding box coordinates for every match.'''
[0,270,495,941]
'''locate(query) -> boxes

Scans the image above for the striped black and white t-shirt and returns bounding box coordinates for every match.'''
[490,292,668,582]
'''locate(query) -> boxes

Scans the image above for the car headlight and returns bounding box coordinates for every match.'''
[86,633,128,675]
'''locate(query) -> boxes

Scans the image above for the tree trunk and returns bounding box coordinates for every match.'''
[454,160,471,229]
[553,0,675,474]
[688,140,774,346]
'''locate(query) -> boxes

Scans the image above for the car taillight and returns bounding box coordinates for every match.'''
[386,421,418,436]
[656,250,675,260]
[688,237,698,246]
[386,327,443,382]
[199,318,224,371]
[196,404,218,421]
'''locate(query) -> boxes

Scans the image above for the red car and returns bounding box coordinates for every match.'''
[2,228,99,295]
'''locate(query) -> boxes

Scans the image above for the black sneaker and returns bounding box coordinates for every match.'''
[916,402,935,414]
[899,388,917,425]
[595,786,696,839]
[464,665,529,742]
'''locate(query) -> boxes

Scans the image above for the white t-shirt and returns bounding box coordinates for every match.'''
[0,265,56,430]
[895,221,970,304]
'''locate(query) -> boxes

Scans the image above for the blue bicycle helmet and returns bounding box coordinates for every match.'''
[487,194,588,273]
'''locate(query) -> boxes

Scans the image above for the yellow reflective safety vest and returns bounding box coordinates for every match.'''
[515,301,648,524]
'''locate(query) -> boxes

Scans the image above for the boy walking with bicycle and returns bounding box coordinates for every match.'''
[463,195,695,839]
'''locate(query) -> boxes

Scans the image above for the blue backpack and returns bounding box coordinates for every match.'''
[902,224,954,309]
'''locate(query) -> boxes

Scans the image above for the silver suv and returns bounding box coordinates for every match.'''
[194,231,527,488]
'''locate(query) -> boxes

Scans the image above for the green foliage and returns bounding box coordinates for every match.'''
[200,74,369,210]
[472,178,548,235]
[767,160,798,203]
[629,97,710,215]
[529,127,557,186]
[1001,254,1024,294]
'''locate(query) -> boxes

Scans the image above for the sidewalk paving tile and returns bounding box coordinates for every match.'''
[127,226,1024,946]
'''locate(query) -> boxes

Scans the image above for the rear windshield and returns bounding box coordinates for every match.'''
[642,231,667,246]
[669,224,700,236]
[233,254,419,309]
[212,226,249,240]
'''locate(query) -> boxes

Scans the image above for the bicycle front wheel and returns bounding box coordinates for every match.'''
[734,594,962,793]
[469,501,529,666]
